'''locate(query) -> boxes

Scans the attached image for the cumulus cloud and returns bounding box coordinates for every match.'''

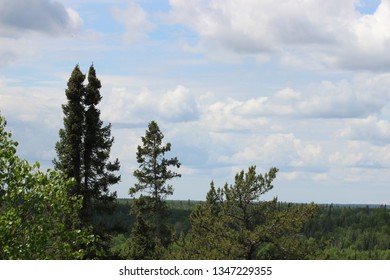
[167,0,354,51]
[202,78,388,123]
[296,80,385,118]
[339,0,390,70]
[203,98,270,133]
[111,0,153,44]
[329,143,390,171]
[167,0,390,70]
[337,116,390,145]
[101,85,199,125]
[218,133,325,172]
[0,0,82,37]
[160,85,199,122]
[96,73,390,193]
[0,78,64,127]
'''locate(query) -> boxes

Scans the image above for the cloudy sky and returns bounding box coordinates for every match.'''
[1,0,390,204]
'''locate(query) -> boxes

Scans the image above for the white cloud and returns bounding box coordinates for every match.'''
[219,133,325,172]
[337,116,390,145]
[282,171,302,181]
[274,88,301,100]
[330,144,390,173]
[226,133,302,165]
[203,98,270,132]
[339,0,390,69]
[65,7,83,31]
[111,0,153,44]
[297,80,384,118]
[0,78,64,126]
[167,0,390,70]
[200,78,388,123]
[160,85,199,122]
[101,85,199,125]
[100,87,153,125]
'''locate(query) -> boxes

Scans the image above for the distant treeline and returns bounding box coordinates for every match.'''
[108,200,390,260]
[304,203,390,259]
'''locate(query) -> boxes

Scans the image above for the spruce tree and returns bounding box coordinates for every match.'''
[129,121,181,258]
[83,65,120,222]
[54,64,120,227]
[54,65,85,191]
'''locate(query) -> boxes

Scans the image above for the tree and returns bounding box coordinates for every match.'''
[83,65,120,224]
[0,115,98,259]
[53,65,85,189]
[128,121,181,259]
[54,64,120,227]
[180,166,319,259]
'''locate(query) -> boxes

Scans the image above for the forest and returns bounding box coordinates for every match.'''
[108,200,390,260]
[1,65,389,260]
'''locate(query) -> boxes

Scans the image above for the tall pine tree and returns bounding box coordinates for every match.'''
[54,64,120,227]
[128,121,181,259]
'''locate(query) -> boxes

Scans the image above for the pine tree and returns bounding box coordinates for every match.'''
[182,166,319,260]
[129,121,181,258]
[54,64,120,227]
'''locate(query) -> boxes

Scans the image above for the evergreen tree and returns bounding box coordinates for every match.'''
[181,166,319,259]
[126,210,163,260]
[54,64,120,228]
[83,65,120,223]
[128,121,181,259]
[53,65,85,190]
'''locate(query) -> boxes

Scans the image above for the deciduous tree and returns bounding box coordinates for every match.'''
[0,115,98,259]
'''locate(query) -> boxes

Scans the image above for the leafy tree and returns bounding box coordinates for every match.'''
[179,166,319,259]
[128,121,181,259]
[0,115,98,259]
[54,64,120,227]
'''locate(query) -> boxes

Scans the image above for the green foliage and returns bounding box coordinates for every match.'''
[130,121,181,198]
[304,204,390,259]
[109,199,390,260]
[109,233,129,259]
[0,115,98,259]
[54,65,85,187]
[175,166,319,260]
[127,121,181,259]
[54,64,120,229]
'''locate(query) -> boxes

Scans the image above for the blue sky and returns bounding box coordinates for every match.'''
[1,0,390,204]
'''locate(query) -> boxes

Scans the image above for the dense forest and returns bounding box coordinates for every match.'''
[107,200,390,260]
[1,65,389,260]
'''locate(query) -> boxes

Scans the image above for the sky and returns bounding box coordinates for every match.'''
[1,0,390,204]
